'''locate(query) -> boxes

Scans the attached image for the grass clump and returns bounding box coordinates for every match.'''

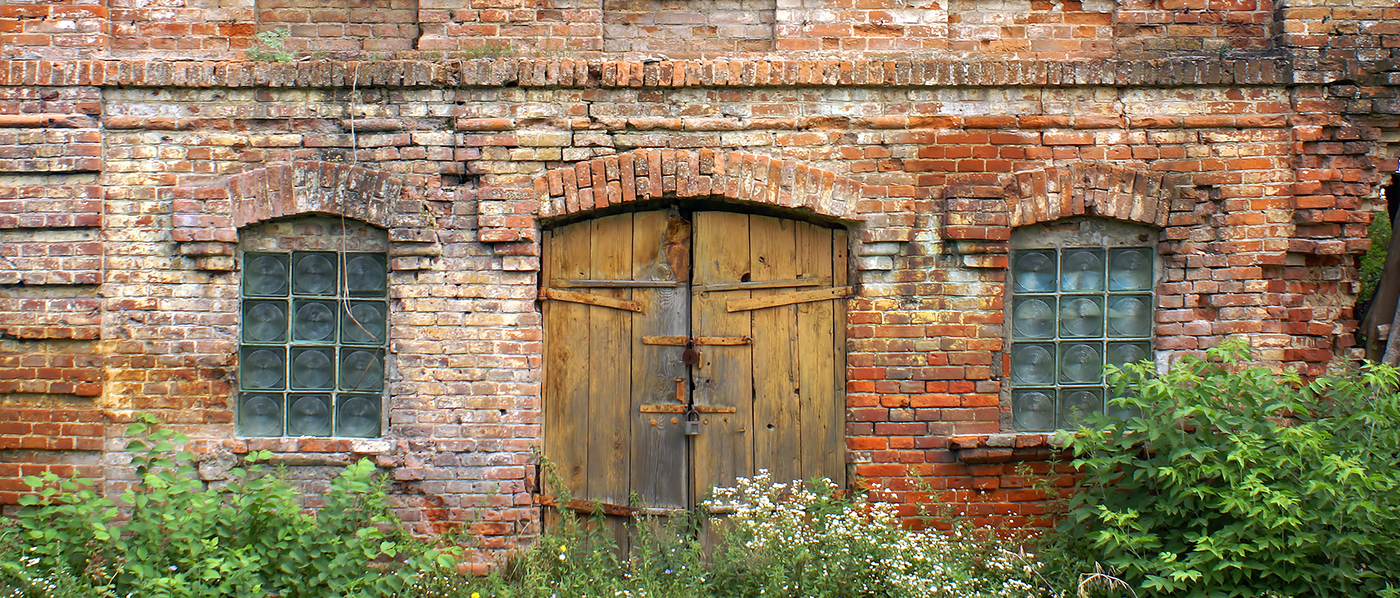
[246,28,293,63]
[414,471,1056,598]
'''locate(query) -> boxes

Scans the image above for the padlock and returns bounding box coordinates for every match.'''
[683,409,701,436]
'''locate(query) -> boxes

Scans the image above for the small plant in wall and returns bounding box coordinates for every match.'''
[247,27,293,63]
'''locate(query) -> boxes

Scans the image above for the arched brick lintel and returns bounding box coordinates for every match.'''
[945,165,1180,269]
[173,161,441,271]
[227,161,400,230]
[531,149,866,223]
[1008,163,1174,229]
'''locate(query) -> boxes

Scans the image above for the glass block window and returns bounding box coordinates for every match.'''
[238,249,388,437]
[1009,219,1157,431]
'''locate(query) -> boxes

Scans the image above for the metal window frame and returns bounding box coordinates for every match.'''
[237,249,389,438]
[1008,240,1159,434]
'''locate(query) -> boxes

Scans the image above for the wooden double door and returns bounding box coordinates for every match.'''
[541,210,849,517]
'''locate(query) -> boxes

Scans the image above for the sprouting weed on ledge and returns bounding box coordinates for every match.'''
[247,27,293,63]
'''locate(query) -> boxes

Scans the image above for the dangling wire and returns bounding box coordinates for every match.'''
[340,66,375,341]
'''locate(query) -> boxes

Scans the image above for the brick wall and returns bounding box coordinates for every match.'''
[4,0,1289,60]
[257,0,421,54]
[0,0,1395,565]
[0,1,107,60]
[603,0,775,54]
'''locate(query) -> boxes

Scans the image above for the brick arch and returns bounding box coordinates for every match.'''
[533,149,865,222]
[1007,163,1174,229]
[173,161,442,271]
[227,161,401,230]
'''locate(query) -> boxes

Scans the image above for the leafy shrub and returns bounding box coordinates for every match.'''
[1057,339,1400,597]
[1360,209,1391,303]
[438,471,1056,598]
[2,414,458,598]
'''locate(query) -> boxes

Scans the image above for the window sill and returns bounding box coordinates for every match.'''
[238,437,395,464]
[948,433,1064,464]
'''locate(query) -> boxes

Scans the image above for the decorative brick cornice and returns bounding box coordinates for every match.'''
[0,57,1292,90]
[172,161,440,272]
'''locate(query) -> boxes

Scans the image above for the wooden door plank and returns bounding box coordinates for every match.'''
[794,221,835,485]
[588,213,635,551]
[827,227,850,484]
[691,211,754,503]
[588,213,634,511]
[749,215,802,485]
[543,221,593,501]
[629,210,690,512]
[725,286,854,312]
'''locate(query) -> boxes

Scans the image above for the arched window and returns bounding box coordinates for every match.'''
[237,217,389,438]
[1007,217,1158,431]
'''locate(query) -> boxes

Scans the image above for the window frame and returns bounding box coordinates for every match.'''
[1005,217,1160,432]
[237,242,390,439]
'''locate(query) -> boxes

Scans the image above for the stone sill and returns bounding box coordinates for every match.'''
[948,433,1065,464]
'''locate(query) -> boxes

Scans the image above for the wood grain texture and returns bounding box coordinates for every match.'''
[749,215,801,485]
[629,210,690,512]
[796,222,843,484]
[593,214,638,548]
[588,214,633,512]
[543,221,592,499]
[691,211,754,501]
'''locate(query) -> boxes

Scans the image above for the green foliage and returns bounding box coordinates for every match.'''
[246,28,293,63]
[412,471,1055,598]
[3,413,459,598]
[1056,339,1400,597]
[1360,209,1391,303]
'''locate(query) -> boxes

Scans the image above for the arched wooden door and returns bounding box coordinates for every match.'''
[541,209,849,517]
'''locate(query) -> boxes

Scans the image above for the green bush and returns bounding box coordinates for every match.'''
[1057,339,1400,597]
[1360,209,1391,303]
[1,414,458,598]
